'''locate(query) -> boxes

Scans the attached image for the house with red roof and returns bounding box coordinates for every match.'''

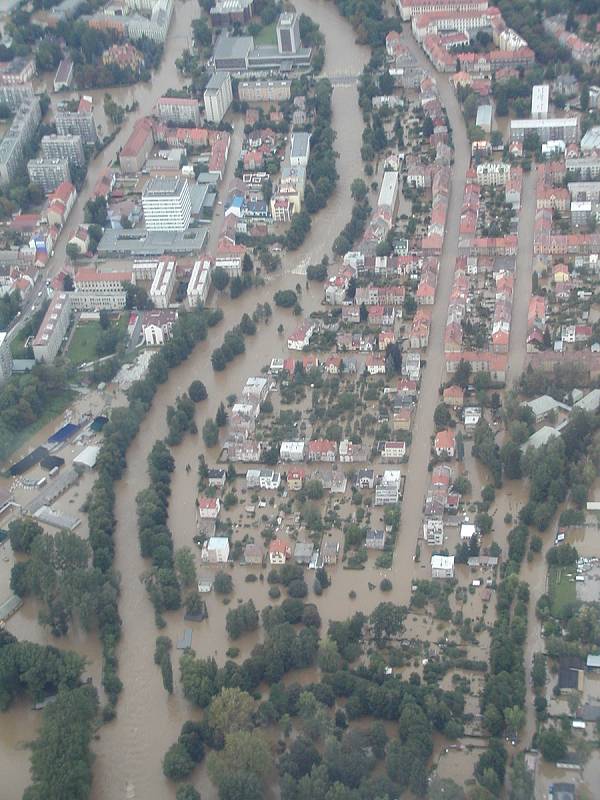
[198,497,221,519]
[434,429,456,458]
[307,439,337,463]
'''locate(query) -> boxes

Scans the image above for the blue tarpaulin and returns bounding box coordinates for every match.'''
[48,423,80,445]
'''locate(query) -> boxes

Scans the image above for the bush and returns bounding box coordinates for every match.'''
[163,742,194,781]
[214,571,233,594]
[380,578,393,592]
[273,290,297,308]
[287,578,308,598]
[268,586,281,599]
[188,380,207,402]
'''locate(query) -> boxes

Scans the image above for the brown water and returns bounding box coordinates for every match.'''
[1,4,550,798]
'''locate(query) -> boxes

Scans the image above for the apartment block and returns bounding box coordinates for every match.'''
[0,331,13,385]
[41,134,85,167]
[187,257,212,307]
[0,99,41,185]
[55,100,98,145]
[204,71,233,124]
[32,292,71,363]
[156,96,201,126]
[0,82,34,112]
[149,258,176,308]
[237,80,291,102]
[142,175,191,231]
[72,268,132,310]
[27,158,70,192]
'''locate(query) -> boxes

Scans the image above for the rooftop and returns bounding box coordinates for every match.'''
[143,175,187,197]
[205,71,230,92]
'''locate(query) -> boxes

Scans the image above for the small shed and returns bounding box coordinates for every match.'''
[176,629,193,650]
[73,445,100,470]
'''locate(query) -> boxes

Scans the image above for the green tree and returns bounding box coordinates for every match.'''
[538,728,567,762]
[350,178,368,202]
[8,518,43,553]
[207,731,270,794]
[176,786,201,800]
[212,266,230,291]
[188,381,207,402]
[163,742,194,781]
[202,419,219,448]
[216,402,228,427]
[175,548,197,588]
[213,571,233,594]
[208,687,254,736]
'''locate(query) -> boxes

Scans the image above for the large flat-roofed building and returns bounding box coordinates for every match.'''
[72,268,132,310]
[142,175,191,231]
[277,11,300,53]
[120,117,154,174]
[124,0,173,42]
[531,84,549,120]
[53,58,74,91]
[97,227,208,257]
[377,170,399,214]
[290,131,310,167]
[156,96,201,126]
[213,33,254,70]
[510,117,578,144]
[0,99,41,185]
[41,134,85,167]
[55,99,98,145]
[0,331,13,385]
[32,292,71,363]
[187,257,212,307]
[27,158,70,192]
[204,71,233,124]
[237,80,291,102]
[150,258,176,308]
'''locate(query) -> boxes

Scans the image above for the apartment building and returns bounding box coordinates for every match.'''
[156,96,201,126]
[0,82,33,112]
[142,176,191,231]
[476,162,511,186]
[203,71,233,124]
[510,117,579,144]
[55,100,98,145]
[0,99,41,185]
[149,258,176,308]
[375,470,402,505]
[72,268,132,310]
[0,331,13,385]
[27,158,70,192]
[397,0,487,21]
[120,117,154,174]
[41,134,85,167]
[32,292,71,363]
[237,80,291,102]
[187,257,212,307]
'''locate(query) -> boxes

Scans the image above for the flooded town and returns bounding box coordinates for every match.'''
[0,0,599,798]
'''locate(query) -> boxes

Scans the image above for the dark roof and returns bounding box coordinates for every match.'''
[40,455,65,471]
[90,415,108,432]
[558,656,584,690]
[10,446,49,476]
[48,422,80,444]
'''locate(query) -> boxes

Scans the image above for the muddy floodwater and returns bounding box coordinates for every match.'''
[0,0,553,797]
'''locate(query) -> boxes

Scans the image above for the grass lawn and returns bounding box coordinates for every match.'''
[254,22,277,45]
[549,566,577,617]
[10,328,32,359]
[68,321,104,366]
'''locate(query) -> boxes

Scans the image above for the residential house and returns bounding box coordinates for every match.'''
[286,468,305,490]
[269,538,290,565]
[443,385,464,408]
[431,554,455,579]
[280,441,305,462]
[243,542,263,565]
[294,542,314,565]
[434,429,456,457]
[207,468,226,488]
[198,497,220,519]
[321,540,339,565]
[381,440,407,460]
[366,529,386,550]
[307,439,337,463]
[424,517,444,545]
[375,470,402,505]
[355,469,375,489]
[201,536,229,563]
[288,320,315,350]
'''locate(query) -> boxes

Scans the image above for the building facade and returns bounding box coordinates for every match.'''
[142,176,191,231]
[27,158,70,192]
[32,292,71,362]
[41,134,85,167]
[204,71,233,124]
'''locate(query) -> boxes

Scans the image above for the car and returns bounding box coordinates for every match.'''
[37,291,42,297]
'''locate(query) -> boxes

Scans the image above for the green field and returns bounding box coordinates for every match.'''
[2,388,75,468]
[67,315,128,366]
[549,566,577,617]
[254,22,277,45]
[67,321,105,366]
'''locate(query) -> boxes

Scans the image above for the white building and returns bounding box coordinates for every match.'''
[424,517,444,545]
[287,321,315,350]
[203,71,233,124]
[142,309,178,345]
[0,331,13,385]
[72,268,131,310]
[201,535,229,562]
[32,292,71,363]
[510,117,578,144]
[375,470,402,505]
[142,175,191,232]
[431,554,455,579]
[290,131,311,167]
[149,258,176,308]
[476,162,511,186]
[279,441,305,461]
[377,169,399,214]
[187,258,212,307]
[531,84,549,120]
[460,522,477,540]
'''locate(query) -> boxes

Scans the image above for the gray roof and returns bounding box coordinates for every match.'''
[574,389,600,412]
[587,654,600,668]
[522,395,567,417]
[214,33,253,62]
[143,175,186,197]
[522,425,560,451]
[97,227,208,257]
[581,126,600,152]
[291,131,310,158]
[205,71,230,92]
